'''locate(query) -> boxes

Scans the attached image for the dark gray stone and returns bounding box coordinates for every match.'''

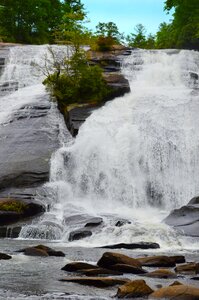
[115,219,131,227]
[68,228,92,241]
[84,217,103,227]
[100,242,160,250]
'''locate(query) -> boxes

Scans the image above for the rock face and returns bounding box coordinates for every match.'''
[0,198,45,226]
[150,284,199,299]
[164,197,199,236]
[116,280,153,298]
[0,100,59,191]
[60,48,131,137]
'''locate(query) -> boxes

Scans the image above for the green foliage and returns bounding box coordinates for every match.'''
[156,22,176,49]
[0,0,86,44]
[95,22,123,44]
[162,0,199,49]
[43,49,109,105]
[126,24,155,49]
[0,200,27,213]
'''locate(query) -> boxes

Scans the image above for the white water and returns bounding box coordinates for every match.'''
[1,46,199,249]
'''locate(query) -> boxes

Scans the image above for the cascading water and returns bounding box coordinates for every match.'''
[17,48,199,249]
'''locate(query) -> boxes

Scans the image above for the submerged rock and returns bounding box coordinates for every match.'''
[84,217,103,227]
[68,228,92,241]
[116,280,153,298]
[149,284,199,299]
[59,277,129,288]
[145,269,177,279]
[115,219,131,227]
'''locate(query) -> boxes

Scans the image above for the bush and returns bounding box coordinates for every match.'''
[43,50,110,105]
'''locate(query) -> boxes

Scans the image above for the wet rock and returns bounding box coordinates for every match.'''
[19,244,65,257]
[61,262,98,272]
[80,268,123,276]
[170,281,183,286]
[59,277,130,288]
[0,253,12,260]
[0,198,45,226]
[0,99,59,190]
[84,217,103,227]
[137,256,178,267]
[115,219,131,227]
[101,242,160,250]
[97,252,142,269]
[68,228,92,241]
[116,280,153,298]
[24,247,49,257]
[145,269,177,279]
[103,73,130,100]
[175,263,199,275]
[149,284,199,299]
[108,263,147,274]
[191,277,199,281]
[164,200,199,237]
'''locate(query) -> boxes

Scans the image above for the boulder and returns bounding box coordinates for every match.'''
[18,244,65,257]
[170,281,183,286]
[175,263,199,275]
[101,242,160,250]
[108,263,147,274]
[0,198,45,226]
[61,262,98,272]
[137,255,183,267]
[145,269,177,279]
[97,252,142,269]
[68,228,92,241]
[0,99,59,190]
[59,277,130,288]
[164,200,199,237]
[115,219,131,227]
[116,280,153,298]
[0,253,12,260]
[84,217,103,227]
[149,284,199,299]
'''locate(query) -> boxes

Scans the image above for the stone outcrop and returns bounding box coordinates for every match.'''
[0,197,45,227]
[60,47,131,137]
[68,228,92,241]
[164,196,199,237]
[116,280,153,298]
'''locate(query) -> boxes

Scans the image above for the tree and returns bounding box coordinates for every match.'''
[126,24,146,48]
[164,0,199,49]
[156,22,175,49]
[95,22,123,43]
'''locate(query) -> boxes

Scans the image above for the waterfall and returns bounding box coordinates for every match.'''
[5,47,198,248]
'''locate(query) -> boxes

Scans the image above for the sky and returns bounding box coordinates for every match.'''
[82,0,173,35]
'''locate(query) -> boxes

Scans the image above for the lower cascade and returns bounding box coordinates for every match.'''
[6,47,198,248]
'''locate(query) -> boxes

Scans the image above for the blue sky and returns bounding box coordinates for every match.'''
[82,0,173,35]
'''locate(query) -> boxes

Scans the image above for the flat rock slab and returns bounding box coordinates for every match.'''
[61,262,99,272]
[137,255,185,267]
[97,252,142,269]
[0,99,59,190]
[18,244,65,257]
[100,242,160,250]
[59,277,130,288]
[149,284,199,299]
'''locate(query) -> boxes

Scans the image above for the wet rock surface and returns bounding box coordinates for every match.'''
[164,197,199,237]
[0,99,59,191]
[97,252,142,269]
[0,253,12,260]
[18,244,65,257]
[149,284,199,299]
[59,277,130,288]
[68,228,92,241]
[101,242,160,250]
[116,280,154,298]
